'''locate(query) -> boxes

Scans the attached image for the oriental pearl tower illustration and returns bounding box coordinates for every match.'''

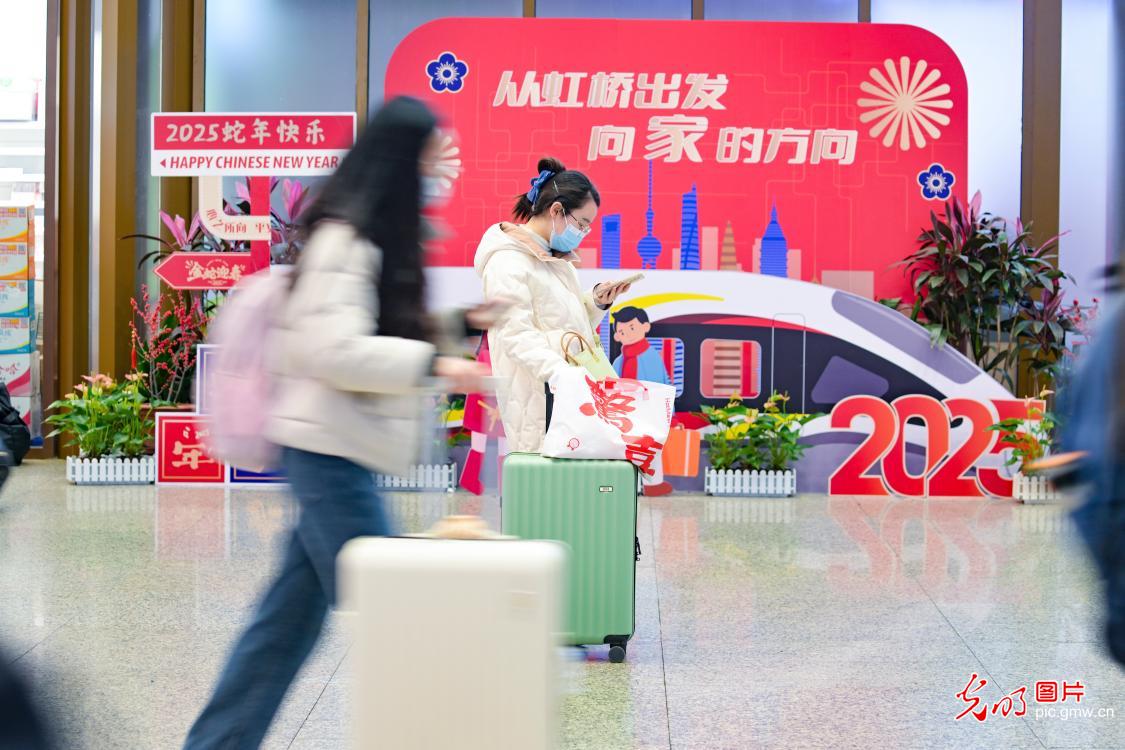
[637,160,662,269]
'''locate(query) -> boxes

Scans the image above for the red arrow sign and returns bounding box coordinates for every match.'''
[154,252,254,290]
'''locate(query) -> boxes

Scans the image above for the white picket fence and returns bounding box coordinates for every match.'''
[705,468,796,497]
[706,497,796,524]
[66,456,156,485]
[1013,473,1061,504]
[373,463,457,492]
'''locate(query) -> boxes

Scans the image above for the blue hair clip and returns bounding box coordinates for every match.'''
[526,169,556,203]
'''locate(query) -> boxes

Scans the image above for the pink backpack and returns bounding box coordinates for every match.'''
[201,267,292,472]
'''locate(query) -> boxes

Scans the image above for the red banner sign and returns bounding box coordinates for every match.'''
[151,112,356,176]
[153,252,254,290]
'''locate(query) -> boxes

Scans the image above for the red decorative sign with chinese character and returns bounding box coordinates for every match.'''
[151,112,356,176]
[153,252,254,290]
[156,413,226,484]
[387,19,968,301]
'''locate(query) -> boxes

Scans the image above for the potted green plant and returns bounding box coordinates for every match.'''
[986,391,1059,504]
[880,191,1072,393]
[699,392,816,497]
[46,373,156,484]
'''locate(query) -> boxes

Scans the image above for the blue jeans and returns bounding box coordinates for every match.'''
[184,448,392,749]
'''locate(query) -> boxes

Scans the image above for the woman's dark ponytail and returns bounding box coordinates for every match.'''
[512,156,600,222]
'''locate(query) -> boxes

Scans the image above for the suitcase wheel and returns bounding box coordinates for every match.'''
[608,644,627,663]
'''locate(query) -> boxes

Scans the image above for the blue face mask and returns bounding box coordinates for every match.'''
[550,213,587,254]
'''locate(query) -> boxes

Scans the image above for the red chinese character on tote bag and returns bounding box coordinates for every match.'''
[622,434,664,476]
[579,376,636,432]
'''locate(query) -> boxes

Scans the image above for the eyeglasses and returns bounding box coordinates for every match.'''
[566,213,593,235]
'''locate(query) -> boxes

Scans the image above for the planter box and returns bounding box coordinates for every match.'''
[1013,473,1061,504]
[373,463,457,492]
[705,468,796,497]
[66,456,155,485]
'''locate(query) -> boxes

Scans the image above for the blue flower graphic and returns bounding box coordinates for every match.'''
[426,52,468,94]
[918,163,955,200]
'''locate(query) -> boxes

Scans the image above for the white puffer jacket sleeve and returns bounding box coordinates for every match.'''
[481,249,570,384]
[279,222,435,395]
[582,288,608,331]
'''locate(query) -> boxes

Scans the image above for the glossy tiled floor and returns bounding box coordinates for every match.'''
[2,460,1124,749]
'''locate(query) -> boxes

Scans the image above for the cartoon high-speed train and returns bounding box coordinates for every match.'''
[428,267,1013,414]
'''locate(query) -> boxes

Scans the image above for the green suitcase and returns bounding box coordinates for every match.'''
[501,452,638,662]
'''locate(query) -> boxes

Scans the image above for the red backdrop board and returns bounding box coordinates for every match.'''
[387,19,968,300]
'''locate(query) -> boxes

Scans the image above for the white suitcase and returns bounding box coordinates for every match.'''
[338,528,567,750]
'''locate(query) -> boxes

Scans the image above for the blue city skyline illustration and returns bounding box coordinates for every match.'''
[679,184,700,270]
[636,160,663,270]
[601,214,621,270]
[759,204,788,278]
[594,161,794,279]
[598,213,619,355]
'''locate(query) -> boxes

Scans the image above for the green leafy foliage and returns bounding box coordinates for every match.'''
[699,392,818,472]
[891,191,1072,391]
[985,391,1057,473]
[46,374,154,458]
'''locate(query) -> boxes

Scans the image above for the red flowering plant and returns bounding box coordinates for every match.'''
[129,285,208,405]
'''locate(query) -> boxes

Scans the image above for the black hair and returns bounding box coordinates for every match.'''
[613,306,649,326]
[512,156,601,222]
[299,97,436,341]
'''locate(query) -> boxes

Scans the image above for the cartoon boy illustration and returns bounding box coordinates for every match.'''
[612,306,671,385]
[612,305,673,496]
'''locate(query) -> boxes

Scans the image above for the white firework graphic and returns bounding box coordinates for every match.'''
[857,57,953,151]
[433,130,463,190]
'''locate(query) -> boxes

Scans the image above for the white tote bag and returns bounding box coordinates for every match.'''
[542,368,676,477]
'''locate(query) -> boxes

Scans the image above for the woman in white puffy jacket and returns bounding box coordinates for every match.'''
[475,157,632,453]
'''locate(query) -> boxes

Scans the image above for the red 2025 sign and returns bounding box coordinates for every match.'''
[829,395,1043,498]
